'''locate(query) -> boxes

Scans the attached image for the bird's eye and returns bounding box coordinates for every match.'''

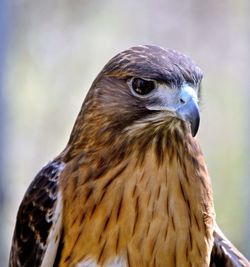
[131,78,156,95]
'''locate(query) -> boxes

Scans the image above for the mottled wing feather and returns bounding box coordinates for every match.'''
[9,161,64,267]
[210,225,250,267]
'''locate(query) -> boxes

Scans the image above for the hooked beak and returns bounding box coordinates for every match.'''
[176,86,200,136]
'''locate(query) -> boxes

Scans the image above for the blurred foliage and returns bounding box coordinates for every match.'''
[1,0,249,265]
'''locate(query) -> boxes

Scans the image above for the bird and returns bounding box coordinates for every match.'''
[9,45,250,267]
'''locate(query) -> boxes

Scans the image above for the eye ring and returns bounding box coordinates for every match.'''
[129,77,157,97]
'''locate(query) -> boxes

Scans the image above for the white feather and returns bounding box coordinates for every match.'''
[40,162,65,267]
[41,190,63,267]
[76,256,126,267]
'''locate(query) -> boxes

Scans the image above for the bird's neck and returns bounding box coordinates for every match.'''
[61,118,215,267]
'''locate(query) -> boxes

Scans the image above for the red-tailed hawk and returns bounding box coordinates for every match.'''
[9,45,250,267]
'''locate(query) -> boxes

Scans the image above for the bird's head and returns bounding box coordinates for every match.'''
[82,45,203,139]
[68,45,203,157]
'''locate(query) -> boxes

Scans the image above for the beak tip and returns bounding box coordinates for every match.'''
[191,117,200,137]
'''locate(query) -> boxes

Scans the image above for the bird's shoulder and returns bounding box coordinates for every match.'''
[210,225,250,267]
[9,161,65,267]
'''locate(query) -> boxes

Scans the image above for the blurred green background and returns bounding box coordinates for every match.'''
[1,0,250,265]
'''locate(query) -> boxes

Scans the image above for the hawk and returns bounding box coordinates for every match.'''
[9,45,249,267]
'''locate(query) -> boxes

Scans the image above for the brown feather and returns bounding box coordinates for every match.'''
[210,225,250,267]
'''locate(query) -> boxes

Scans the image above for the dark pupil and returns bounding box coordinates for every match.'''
[132,78,155,95]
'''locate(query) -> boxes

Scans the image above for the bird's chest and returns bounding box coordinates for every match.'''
[61,151,214,267]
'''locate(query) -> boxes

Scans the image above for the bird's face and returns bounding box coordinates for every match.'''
[127,77,200,136]
[85,45,203,137]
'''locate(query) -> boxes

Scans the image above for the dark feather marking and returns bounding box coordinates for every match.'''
[72,191,77,202]
[132,184,137,198]
[151,229,160,255]
[147,191,152,207]
[171,216,176,231]
[127,248,131,267]
[97,240,107,264]
[156,186,161,200]
[98,214,111,242]
[71,216,78,226]
[186,197,191,211]
[136,149,146,167]
[112,139,132,163]
[166,133,174,163]
[155,130,164,166]
[102,215,111,232]
[179,181,186,202]
[186,243,189,259]
[63,254,71,263]
[175,145,182,167]
[74,167,93,187]
[189,228,193,250]
[136,134,153,166]
[85,186,93,202]
[173,242,177,267]
[194,214,201,231]
[151,200,156,220]
[182,161,190,186]
[186,198,192,225]
[196,242,202,257]
[164,221,169,241]
[89,203,97,219]
[116,191,124,222]
[145,177,150,190]
[96,156,106,170]
[138,171,145,182]
[98,232,102,243]
[92,164,110,181]
[132,196,139,235]
[166,191,170,215]
[80,211,86,225]
[179,180,192,227]
[116,229,120,253]
[98,190,106,203]
[102,163,128,190]
[146,222,151,236]
[71,231,82,252]
[72,174,79,192]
